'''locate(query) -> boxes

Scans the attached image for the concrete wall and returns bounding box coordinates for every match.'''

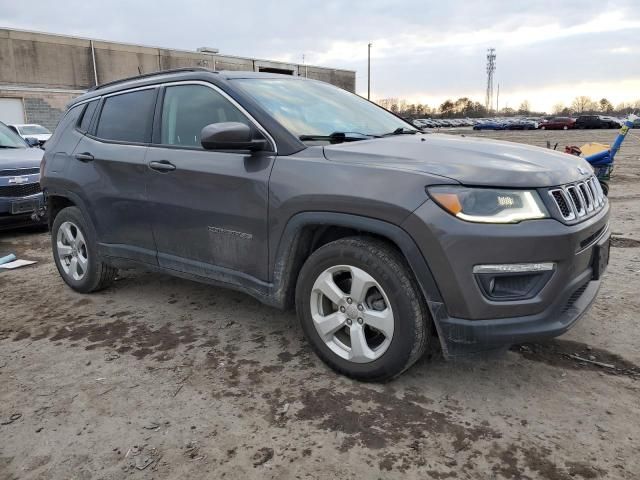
[0,88,81,130]
[0,28,356,129]
[0,28,355,90]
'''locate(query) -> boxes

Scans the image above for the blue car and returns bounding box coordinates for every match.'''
[0,121,46,230]
[472,120,505,130]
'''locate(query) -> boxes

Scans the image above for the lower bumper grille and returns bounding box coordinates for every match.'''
[561,281,590,314]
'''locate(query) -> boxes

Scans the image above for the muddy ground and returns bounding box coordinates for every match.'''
[1,129,639,479]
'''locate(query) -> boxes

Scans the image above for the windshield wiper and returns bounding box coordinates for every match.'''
[0,145,20,149]
[380,128,419,137]
[299,131,380,144]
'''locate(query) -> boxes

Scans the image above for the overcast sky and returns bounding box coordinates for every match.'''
[3,0,639,112]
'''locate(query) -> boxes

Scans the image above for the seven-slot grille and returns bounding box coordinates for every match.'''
[548,176,605,222]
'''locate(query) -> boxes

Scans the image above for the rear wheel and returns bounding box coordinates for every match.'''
[295,237,431,381]
[563,125,568,130]
[51,206,117,293]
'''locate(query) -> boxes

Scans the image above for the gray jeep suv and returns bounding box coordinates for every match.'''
[41,68,610,381]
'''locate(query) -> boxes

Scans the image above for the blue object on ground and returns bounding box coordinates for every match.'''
[585,116,635,166]
[0,254,17,265]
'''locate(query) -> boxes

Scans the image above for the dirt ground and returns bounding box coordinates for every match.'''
[1,128,639,480]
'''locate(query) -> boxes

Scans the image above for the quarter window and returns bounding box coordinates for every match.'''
[160,84,250,148]
[95,89,156,143]
[78,100,99,133]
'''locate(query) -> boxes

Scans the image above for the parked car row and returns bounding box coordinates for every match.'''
[414,114,630,131]
[413,118,475,128]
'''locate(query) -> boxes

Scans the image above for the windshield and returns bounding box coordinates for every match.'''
[233,78,417,139]
[0,123,27,148]
[18,125,51,135]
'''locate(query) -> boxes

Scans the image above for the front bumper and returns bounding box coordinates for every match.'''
[402,199,610,356]
[436,264,601,356]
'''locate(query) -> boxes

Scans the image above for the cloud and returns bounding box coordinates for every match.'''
[2,0,639,112]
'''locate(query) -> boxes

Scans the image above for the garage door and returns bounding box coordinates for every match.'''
[0,98,25,125]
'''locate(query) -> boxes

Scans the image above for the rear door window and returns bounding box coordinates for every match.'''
[95,89,156,143]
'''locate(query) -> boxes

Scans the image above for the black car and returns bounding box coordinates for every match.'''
[0,121,45,230]
[575,115,619,129]
[41,68,609,381]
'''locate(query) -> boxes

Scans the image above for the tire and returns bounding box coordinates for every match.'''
[563,125,568,130]
[295,237,432,381]
[600,181,609,196]
[540,126,546,130]
[51,206,117,293]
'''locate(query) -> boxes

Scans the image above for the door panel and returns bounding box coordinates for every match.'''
[69,87,158,264]
[146,147,274,280]
[72,136,156,264]
[146,83,274,281]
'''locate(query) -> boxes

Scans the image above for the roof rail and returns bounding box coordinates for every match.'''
[88,67,214,91]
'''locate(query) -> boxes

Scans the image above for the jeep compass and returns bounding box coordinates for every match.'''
[41,69,610,381]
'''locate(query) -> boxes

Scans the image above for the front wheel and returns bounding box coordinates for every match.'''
[295,237,431,381]
[51,206,117,293]
[563,125,569,130]
[540,125,546,130]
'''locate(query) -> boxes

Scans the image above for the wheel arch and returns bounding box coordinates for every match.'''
[271,213,446,324]
[45,189,94,231]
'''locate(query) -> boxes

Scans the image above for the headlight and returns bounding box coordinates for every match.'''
[427,186,549,223]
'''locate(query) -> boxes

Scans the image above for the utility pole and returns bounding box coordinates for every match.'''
[485,48,496,113]
[367,42,372,100]
[496,83,500,114]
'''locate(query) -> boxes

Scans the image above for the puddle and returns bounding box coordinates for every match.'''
[611,236,640,248]
[512,339,640,378]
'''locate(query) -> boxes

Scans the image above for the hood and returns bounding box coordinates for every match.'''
[323,133,593,188]
[0,147,44,170]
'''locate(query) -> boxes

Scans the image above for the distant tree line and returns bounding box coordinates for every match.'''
[376,96,640,119]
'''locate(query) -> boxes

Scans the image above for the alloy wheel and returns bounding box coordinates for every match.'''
[310,265,394,363]
[56,221,89,281]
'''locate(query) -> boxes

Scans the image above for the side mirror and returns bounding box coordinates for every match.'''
[25,137,40,148]
[201,122,268,151]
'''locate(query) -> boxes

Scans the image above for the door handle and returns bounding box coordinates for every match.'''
[74,152,94,162]
[148,160,176,172]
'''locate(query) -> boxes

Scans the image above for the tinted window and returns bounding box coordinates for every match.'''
[78,100,99,133]
[0,122,27,148]
[96,89,156,143]
[160,85,250,148]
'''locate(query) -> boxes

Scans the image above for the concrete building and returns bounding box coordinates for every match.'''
[0,28,356,130]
